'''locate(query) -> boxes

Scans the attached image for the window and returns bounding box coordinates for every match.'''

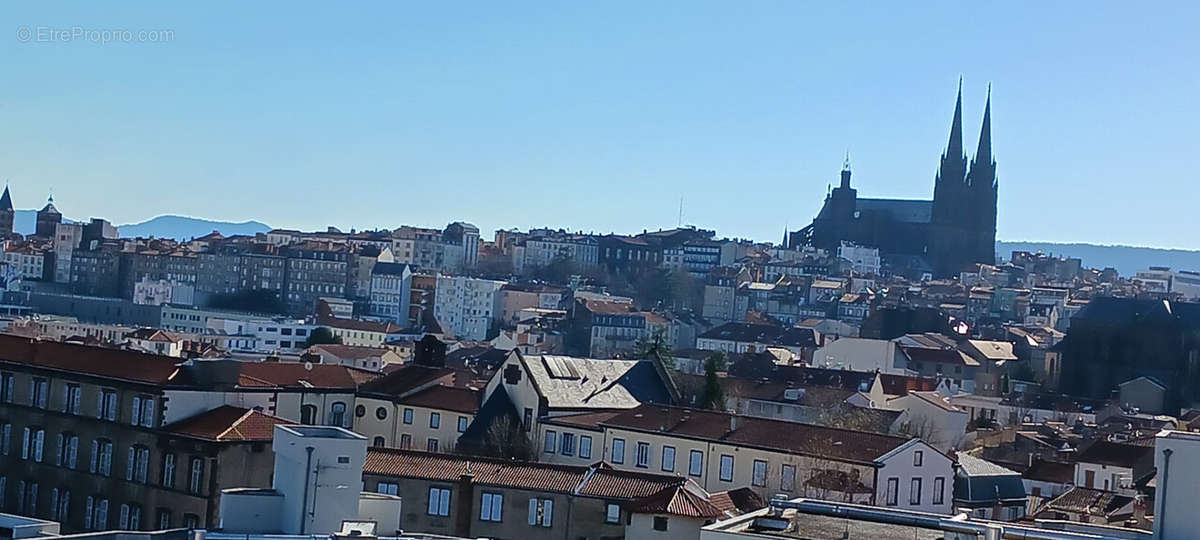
[183,514,199,528]
[885,477,899,506]
[611,438,625,464]
[427,487,451,516]
[126,446,150,483]
[131,395,155,427]
[653,516,669,531]
[56,433,79,469]
[544,430,558,454]
[188,457,205,494]
[29,378,49,409]
[1,423,10,455]
[932,477,945,505]
[561,433,576,456]
[98,389,118,421]
[580,435,592,459]
[329,402,347,427]
[635,442,650,468]
[376,407,388,420]
[64,384,82,414]
[528,498,553,527]
[0,373,12,403]
[90,439,113,476]
[377,482,399,496]
[427,438,439,452]
[300,404,318,425]
[22,427,45,462]
[689,450,703,477]
[457,416,468,433]
[399,434,412,449]
[910,478,922,505]
[480,492,503,522]
[523,408,533,431]
[157,509,172,529]
[119,503,142,530]
[429,412,441,429]
[661,446,676,472]
[403,408,414,424]
[781,464,796,492]
[719,455,734,482]
[18,480,38,514]
[51,487,69,521]
[373,436,385,447]
[605,502,621,523]
[913,450,923,467]
[161,454,176,488]
[752,460,768,487]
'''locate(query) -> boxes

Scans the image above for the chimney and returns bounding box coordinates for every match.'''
[729,411,743,432]
[454,471,475,538]
[414,335,447,367]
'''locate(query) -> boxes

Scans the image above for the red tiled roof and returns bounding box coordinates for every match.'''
[358,365,455,398]
[235,362,380,389]
[624,484,724,518]
[0,335,180,385]
[397,385,480,414]
[162,405,289,442]
[1076,440,1153,468]
[709,488,766,516]
[308,344,390,360]
[602,404,910,465]
[364,449,683,500]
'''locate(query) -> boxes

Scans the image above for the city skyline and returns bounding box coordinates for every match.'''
[2,2,1197,249]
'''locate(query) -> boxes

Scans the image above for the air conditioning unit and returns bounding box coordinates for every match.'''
[783,388,805,401]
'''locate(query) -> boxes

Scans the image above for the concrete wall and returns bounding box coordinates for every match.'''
[874,440,953,514]
[627,513,706,540]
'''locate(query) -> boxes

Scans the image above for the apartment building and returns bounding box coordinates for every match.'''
[539,404,953,514]
[433,275,505,341]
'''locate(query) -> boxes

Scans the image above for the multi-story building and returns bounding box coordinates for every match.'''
[69,244,123,298]
[0,336,287,531]
[391,227,445,272]
[52,223,84,284]
[368,263,413,325]
[2,246,48,281]
[495,283,565,327]
[519,233,599,275]
[540,404,953,514]
[194,249,286,305]
[433,275,505,341]
[281,242,348,316]
[117,250,199,300]
[681,241,722,277]
[441,222,480,271]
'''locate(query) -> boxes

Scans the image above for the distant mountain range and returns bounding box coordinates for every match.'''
[12,210,1198,275]
[996,241,1200,277]
[14,210,271,240]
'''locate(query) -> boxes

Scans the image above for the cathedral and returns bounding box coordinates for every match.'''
[793,82,997,277]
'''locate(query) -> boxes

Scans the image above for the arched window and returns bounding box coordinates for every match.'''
[372,436,385,447]
[329,402,347,427]
[300,404,318,425]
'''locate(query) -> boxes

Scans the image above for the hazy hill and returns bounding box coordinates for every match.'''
[14,210,270,240]
[997,241,1200,277]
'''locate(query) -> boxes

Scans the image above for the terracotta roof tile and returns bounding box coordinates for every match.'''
[397,385,480,414]
[162,405,289,442]
[623,483,724,518]
[0,334,180,385]
[364,449,683,500]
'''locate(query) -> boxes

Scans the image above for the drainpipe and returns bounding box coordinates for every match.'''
[1158,448,1172,537]
[299,446,314,534]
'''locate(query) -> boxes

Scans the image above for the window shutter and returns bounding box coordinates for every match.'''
[542,500,553,526]
[90,440,99,473]
[55,433,64,466]
[21,427,29,460]
[438,489,450,516]
[127,447,136,480]
[427,488,438,515]
[142,399,155,427]
[131,397,142,425]
[528,499,538,525]
[97,392,105,419]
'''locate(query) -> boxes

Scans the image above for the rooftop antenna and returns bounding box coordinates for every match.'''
[677,196,684,227]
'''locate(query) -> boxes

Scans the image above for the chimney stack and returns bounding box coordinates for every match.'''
[454,471,476,538]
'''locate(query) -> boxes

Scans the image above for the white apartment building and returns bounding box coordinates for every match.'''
[433,275,506,340]
[2,248,46,280]
[837,243,881,275]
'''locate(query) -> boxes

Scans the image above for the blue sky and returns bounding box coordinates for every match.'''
[1,2,1197,248]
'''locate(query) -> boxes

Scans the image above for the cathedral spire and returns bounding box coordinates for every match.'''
[974,84,993,169]
[947,77,964,161]
[0,185,11,212]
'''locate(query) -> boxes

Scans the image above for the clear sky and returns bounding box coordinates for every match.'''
[1,2,1197,248]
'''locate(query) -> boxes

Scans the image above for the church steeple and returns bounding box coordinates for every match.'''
[840,151,852,189]
[0,186,11,212]
[973,85,993,174]
[946,77,964,162]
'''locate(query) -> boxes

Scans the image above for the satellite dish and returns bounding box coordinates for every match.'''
[304,361,313,371]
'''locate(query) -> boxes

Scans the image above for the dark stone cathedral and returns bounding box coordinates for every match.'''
[793,83,997,277]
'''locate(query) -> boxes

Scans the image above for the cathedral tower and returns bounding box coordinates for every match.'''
[0,186,13,237]
[967,87,998,265]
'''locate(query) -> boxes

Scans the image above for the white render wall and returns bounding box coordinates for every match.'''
[875,440,954,515]
[1154,430,1200,540]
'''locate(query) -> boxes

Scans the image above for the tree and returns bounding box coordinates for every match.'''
[700,353,726,410]
[635,327,675,368]
[478,415,538,461]
[303,327,342,348]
